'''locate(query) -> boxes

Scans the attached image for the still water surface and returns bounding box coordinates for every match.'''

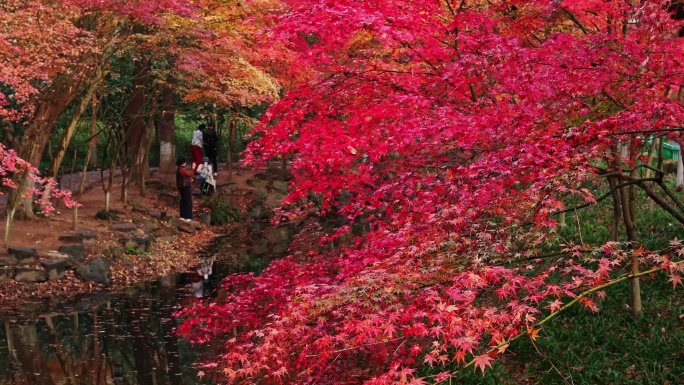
[0,232,276,385]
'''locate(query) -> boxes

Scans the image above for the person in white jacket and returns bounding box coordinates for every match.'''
[191,124,204,173]
[197,157,216,195]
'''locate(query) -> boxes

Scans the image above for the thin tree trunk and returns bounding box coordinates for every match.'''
[89,93,98,168]
[80,150,91,195]
[226,120,236,180]
[123,56,152,190]
[4,208,15,246]
[72,206,78,231]
[69,148,77,192]
[647,138,658,214]
[627,140,642,318]
[22,180,35,219]
[101,150,116,212]
[608,176,621,241]
[676,141,684,189]
[616,141,641,317]
[158,77,176,176]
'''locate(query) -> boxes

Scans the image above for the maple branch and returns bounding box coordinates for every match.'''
[657,181,684,215]
[556,177,660,214]
[593,166,684,223]
[636,181,684,225]
[444,0,455,17]
[305,337,403,358]
[561,8,590,35]
[450,266,664,381]
[607,127,684,136]
[602,90,627,109]
[498,250,569,266]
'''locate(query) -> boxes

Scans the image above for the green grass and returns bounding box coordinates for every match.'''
[455,274,684,385]
[436,178,684,384]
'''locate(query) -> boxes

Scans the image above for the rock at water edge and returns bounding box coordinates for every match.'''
[41,259,68,280]
[57,244,86,266]
[76,257,112,285]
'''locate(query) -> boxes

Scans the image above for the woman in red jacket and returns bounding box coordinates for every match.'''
[176,158,195,221]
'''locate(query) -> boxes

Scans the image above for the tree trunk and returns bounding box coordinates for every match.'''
[647,138,660,214]
[123,57,152,190]
[226,120,236,180]
[22,180,35,218]
[158,80,176,176]
[89,93,98,168]
[101,152,116,212]
[608,176,621,242]
[619,149,641,318]
[676,141,684,189]
[80,149,91,195]
[4,208,15,246]
[615,141,642,318]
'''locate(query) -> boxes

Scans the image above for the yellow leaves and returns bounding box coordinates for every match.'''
[493,337,510,354]
[527,326,541,341]
[346,29,376,51]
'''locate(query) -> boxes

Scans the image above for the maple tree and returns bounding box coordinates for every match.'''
[177,0,684,383]
[0,143,77,243]
[169,0,292,181]
[0,0,202,229]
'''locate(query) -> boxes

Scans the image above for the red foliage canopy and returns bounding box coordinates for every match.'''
[179,1,684,383]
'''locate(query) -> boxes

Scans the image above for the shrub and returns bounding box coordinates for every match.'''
[203,196,241,225]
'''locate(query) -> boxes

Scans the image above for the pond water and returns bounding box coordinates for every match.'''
[0,231,279,385]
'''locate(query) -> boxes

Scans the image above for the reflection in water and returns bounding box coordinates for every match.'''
[0,255,273,385]
[0,227,285,385]
[0,273,210,385]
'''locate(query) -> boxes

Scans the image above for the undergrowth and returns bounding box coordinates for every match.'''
[454,180,684,384]
[202,195,242,225]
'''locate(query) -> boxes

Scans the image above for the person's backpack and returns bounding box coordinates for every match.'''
[201,181,215,196]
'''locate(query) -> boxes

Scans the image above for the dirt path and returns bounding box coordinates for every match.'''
[0,165,264,307]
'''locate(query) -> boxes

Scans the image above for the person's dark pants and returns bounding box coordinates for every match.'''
[179,186,193,220]
[206,148,218,173]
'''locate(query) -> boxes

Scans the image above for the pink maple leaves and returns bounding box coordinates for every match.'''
[0,143,77,213]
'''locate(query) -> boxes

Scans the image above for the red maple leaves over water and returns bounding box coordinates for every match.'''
[178,1,684,383]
